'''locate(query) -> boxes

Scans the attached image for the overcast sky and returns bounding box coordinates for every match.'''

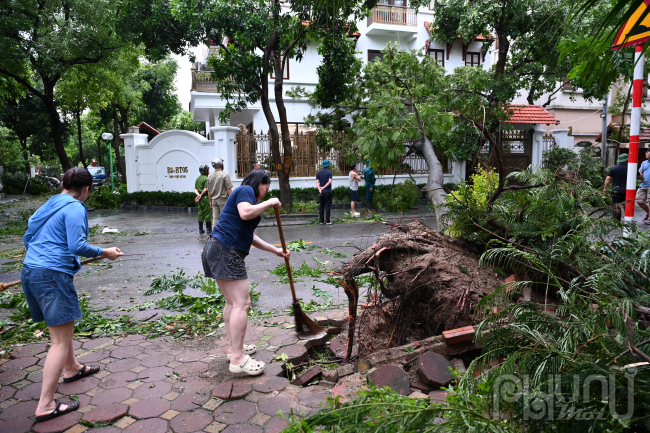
[172,46,205,114]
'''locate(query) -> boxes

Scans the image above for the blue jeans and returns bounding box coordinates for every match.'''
[21,266,82,327]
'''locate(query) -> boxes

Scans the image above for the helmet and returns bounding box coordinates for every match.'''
[212,158,224,169]
[199,164,209,175]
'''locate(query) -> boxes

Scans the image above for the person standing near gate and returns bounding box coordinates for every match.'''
[637,149,650,224]
[364,160,376,214]
[195,165,212,234]
[316,160,333,225]
[604,153,629,221]
[349,163,361,217]
[207,158,233,227]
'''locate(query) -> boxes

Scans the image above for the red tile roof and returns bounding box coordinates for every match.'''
[503,105,560,125]
[424,22,492,40]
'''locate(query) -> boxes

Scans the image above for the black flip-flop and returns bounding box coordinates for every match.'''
[35,399,79,422]
[63,364,100,383]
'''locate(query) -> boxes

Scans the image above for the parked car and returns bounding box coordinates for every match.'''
[88,166,108,186]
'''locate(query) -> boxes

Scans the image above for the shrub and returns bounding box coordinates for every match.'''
[87,186,121,209]
[373,180,421,212]
[2,173,52,195]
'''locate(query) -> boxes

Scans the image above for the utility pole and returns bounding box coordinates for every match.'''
[101,133,114,191]
[601,93,609,166]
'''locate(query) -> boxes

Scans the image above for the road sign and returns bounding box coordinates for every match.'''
[613,0,650,50]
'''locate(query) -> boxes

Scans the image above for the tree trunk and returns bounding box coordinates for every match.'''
[413,137,445,227]
[112,108,127,183]
[96,135,102,166]
[20,137,29,175]
[76,108,87,168]
[42,93,72,171]
[274,55,293,209]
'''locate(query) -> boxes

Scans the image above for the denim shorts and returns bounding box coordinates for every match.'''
[21,266,83,327]
[350,189,359,202]
[202,237,249,280]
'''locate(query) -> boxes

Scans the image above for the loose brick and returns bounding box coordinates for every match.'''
[369,365,410,396]
[81,404,128,425]
[290,365,321,387]
[441,326,475,345]
[252,377,289,394]
[211,382,252,400]
[275,345,308,365]
[417,352,453,388]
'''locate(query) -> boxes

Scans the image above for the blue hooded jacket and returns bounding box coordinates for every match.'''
[23,194,103,275]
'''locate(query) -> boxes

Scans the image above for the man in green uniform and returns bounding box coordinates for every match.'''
[207,157,233,227]
[194,165,212,234]
[363,160,376,213]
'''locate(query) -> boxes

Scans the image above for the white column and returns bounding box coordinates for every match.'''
[210,126,240,181]
[550,129,572,150]
[451,160,466,182]
[121,133,149,193]
[531,127,546,167]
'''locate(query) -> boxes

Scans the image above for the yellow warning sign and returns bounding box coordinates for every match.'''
[613,0,650,50]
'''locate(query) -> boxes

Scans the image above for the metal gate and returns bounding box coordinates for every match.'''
[499,130,533,176]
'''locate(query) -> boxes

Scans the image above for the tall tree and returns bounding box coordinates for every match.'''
[172,0,369,207]
[0,0,125,171]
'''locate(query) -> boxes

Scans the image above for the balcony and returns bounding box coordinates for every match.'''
[366,5,418,37]
[191,70,219,93]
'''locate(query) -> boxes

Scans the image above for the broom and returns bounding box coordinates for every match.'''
[274,208,327,341]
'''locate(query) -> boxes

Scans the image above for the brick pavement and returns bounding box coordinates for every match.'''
[0,317,336,433]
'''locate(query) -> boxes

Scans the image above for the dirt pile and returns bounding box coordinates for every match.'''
[334,219,503,360]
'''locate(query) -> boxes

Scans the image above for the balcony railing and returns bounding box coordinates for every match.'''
[191,70,219,92]
[367,5,417,27]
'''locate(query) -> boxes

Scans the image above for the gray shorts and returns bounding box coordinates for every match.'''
[202,237,248,280]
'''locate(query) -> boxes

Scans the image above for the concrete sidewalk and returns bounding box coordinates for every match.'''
[0,315,335,433]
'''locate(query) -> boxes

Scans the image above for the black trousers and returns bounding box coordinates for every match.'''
[319,193,332,223]
[612,193,626,221]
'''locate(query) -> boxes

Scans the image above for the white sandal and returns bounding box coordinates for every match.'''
[226,344,257,360]
[229,355,265,376]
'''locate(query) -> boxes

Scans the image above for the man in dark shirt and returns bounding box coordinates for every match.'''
[316,160,333,225]
[604,153,629,220]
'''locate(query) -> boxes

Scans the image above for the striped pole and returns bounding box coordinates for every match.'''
[625,44,645,224]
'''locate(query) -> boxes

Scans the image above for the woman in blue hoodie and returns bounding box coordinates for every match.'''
[22,167,123,422]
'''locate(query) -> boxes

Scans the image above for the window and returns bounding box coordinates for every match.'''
[368,50,384,62]
[465,52,480,66]
[428,49,444,67]
[270,57,289,80]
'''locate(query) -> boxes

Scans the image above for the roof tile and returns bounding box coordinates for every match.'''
[503,105,560,125]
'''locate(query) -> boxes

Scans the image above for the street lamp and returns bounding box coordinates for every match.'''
[101,133,114,191]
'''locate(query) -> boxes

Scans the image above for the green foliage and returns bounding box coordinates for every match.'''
[0,210,32,238]
[287,239,308,252]
[373,181,421,212]
[271,261,323,284]
[542,146,605,189]
[1,173,52,195]
[166,110,206,136]
[86,189,200,210]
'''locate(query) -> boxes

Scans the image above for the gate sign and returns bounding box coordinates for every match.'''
[613,0,650,50]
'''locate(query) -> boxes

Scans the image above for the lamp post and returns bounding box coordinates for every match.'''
[101,133,114,191]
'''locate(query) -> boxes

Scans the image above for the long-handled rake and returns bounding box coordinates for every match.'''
[274,208,327,341]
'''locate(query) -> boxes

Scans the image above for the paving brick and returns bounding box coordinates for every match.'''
[0,369,27,385]
[327,311,347,327]
[94,370,111,379]
[212,382,252,400]
[429,390,449,404]
[169,408,213,432]
[214,400,257,424]
[0,417,34,433]
[123,418,168,433]
[2,356,39,371]
[274,345,307,365]
[76,349,112,364]
[291,365,321,387]
[217,424,261,433]
[0,385,16,402]
[163,391,180,401]
[329,337,358,359]
[202,399,223,411]
[252,377,289,394]
[128,398,170,419]
[250,351,274,364]
[257,395,294,416]
[450,358,466,374]
[296,388,330,408]
[417,352,453,388]
[170,392,210,411]
[13,379,30,389]
[31,411,81,433]
[57,376,99,395]
[111,346,144,359]
[262,363,284,378]
[63,424,87,433]
[98,371,137,389]
[81,338,114,350]
[113,415,136,429]
[81,403,128,425]
[263,416,289,433]
[441,326,475,345]
[121,397,140,405]
[173,361,207,377]
[77,404,97,414]
[14,381,41,400]
[204,421,227,433]
[85,387,103,397]
[90,427,121,433]
[173,379,212,395]
[0,399,37,420]
[91,387,133,406]
[175,350,205,363]
[0,398,18,410]
[130,366,147,374]
[369,365,410,396]
[161,409,180,420]
[140,354,175,368]
[249,413,271,426]
[116,335,145,347]
[167,361,182,369]
[137,366,173,382]
[133,380,172,399]
[106,358,141,373]
[12,343,47,359]
[126,382,144,390]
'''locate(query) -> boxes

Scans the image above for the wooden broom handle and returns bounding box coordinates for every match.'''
[0,256,104,292]
[274,208,298,303]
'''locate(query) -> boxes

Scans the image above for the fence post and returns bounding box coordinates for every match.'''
[210,126,240,181]
[121,132,149,193]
